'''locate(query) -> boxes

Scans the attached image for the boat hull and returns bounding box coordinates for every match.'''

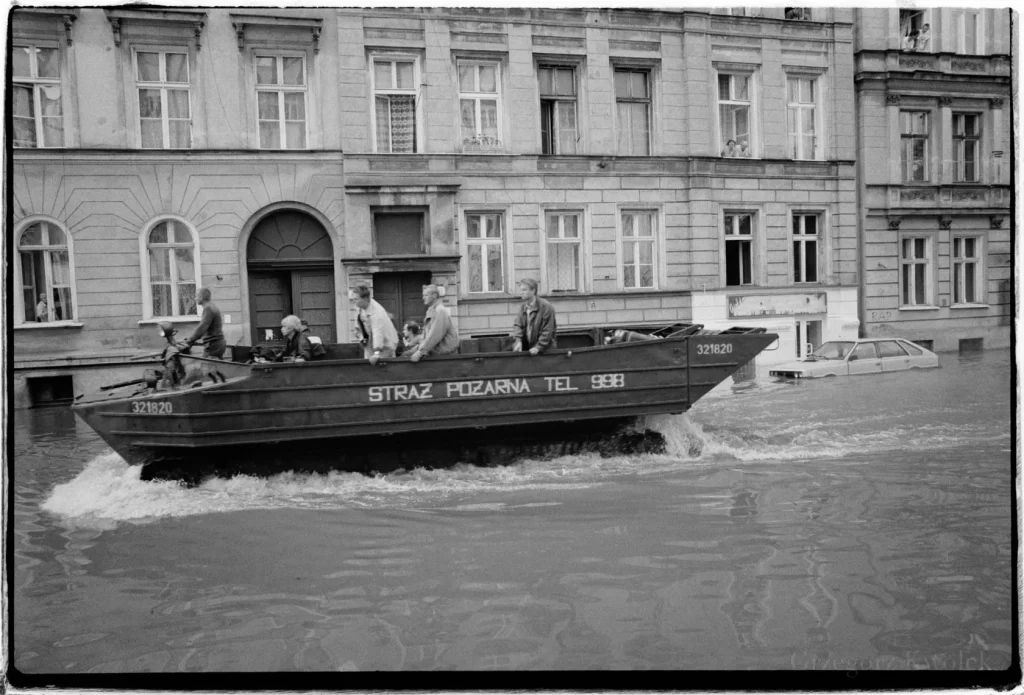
[72,330,776,472]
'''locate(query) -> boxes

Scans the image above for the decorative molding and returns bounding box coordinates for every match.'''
[938,216,952,230]
[229,14,323,53]
[990,98,1005,108]
[532,34,586,49]
[900,56,934,69]
[951,59,985,72]
[901,188,935,202]
[990,216,1004,229]
[62,13,75,45]
[104,9,207,50]
[938,96,952,107]
[886,94,901,105]
[887,216,901,230]
[952,189,985,201]
[14,7,78,45]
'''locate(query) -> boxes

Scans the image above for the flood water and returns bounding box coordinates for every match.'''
[10,348,1014,679]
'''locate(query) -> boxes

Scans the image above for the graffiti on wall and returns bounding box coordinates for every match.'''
[727,293,827,318]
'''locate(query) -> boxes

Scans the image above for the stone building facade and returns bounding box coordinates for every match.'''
[12,6,861,406]
[853,8,1013,352]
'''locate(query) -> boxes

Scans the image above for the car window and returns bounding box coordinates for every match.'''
[848,343,878,361]
[877,340,907,358]
[899,341,924,355]
[813,341,853,359]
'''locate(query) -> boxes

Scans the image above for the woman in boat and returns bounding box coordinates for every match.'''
[279,315,325,362]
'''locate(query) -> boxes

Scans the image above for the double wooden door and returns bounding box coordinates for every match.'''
[372,272,431,330]
[250,267,335,344]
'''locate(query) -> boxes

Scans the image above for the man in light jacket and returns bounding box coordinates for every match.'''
[410,284,459,362]
[350,285,399,365]
[512,278,557,355]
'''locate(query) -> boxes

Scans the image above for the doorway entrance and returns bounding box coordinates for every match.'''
[795,319,822,359]
[372,272,431,329]
[246,210,336,344]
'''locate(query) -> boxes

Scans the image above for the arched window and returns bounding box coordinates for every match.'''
[147,220,197,317]
[18,221,74,323]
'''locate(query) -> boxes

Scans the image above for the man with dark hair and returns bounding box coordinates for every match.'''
[350,284,399,365]
[512,278,557,355]
[184,286,226,359]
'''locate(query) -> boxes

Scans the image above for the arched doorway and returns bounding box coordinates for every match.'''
[247,210,336,345]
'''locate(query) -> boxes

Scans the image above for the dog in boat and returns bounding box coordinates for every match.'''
[605,329,658,345]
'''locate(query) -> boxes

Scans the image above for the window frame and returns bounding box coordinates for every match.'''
[456,58,504,153]
[900,110,931,183]
[899,234,935,308]
[954,10,984,55]
[133,47,193,150]
[952,112,981,183]
[716,68,757,158]
[369,52,422,154]
[785,73,823,160]
[721,210,758,288]
[616,208,662,291]
[790,211,823,284]
[540,209,588,294]
[139,216,203,322]
[14,217,79,326]
[613,66,652,156]
[537,62,581,156]
[12,42,64,148]
[461,208,512,296]
[899,9,932,52]
[951,234,986,307]
[253,52,309,150]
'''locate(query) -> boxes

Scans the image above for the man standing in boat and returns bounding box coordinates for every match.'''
[350,285,400,365]
[183,287,226,359]
[512,278,557,355]
[409,284,459,362]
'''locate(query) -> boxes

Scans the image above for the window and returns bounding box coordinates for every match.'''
[724,213,754,286]
[18,222,74,323]
[620,210,657,289]
[791,213,819,283]
[954,11,981,55]
[899,10,930,52]
[786,76,818,160]
[796,319,822,359]
[545,211,583,292]
[373,57,418,153]
[539,65,578,155]
[953,114,980,183]
[147,220,198,318]
[255,55,306,149]
[458,61,502,151]
[614,68,651,156]
[952,236,983,305]
[785,8,811,20]
[900,236,932,306]
[373,211,425,255]
[877,341,908,358]
[136,50,191,149]
[718,73,751,157]
[465,212,505,293]
[12,44,62,148]
[849,343,878,361]
[900,111,930,182]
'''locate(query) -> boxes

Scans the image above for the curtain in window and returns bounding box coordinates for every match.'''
[168,90,190,148]
[377,95,415,153]
[166,53,188,82]
[284,93,306,148]
[13,86,36,147]
[49,250,72,320]
[556,102,577,154]
[175,248,196,315]
[548,244,579,291]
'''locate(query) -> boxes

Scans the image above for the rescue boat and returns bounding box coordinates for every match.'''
[71,323,776,477]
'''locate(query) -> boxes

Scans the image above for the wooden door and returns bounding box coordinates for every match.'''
[293,269,335,343]
[372,272,431,329]
[250,271,292,344]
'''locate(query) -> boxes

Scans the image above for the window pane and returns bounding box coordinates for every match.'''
[631,71,648,98]
[546,214,560,239]
[260,122,281,149]
[172,221,191,244]
[914,238,925,258]
[174,247,195,285]
[282,57,304,85]
[486,245,503,292]
[141,120,163,148]
[639,213,653,237]
[735,75,748,100]
[13,46,31,78]
[149,223,168,244]
[554,68,574,96]
[479,65,496,92]
[556,101,577,154]
[630,103,649,155]
[548,243,579,291]
[285,122,306,149]
[375,96,391,151]
[804,215,817,235]
[137,52,160,81]
[468,244,482,292]
[152,283,172,317]
[480,100,498,139]
[739,215,751,235]
[622,213,634,237]
[458,64,474,92]
[396,61,414,89]
[460,99,476,138]
[467,215,480,239]
[562,215,579,238]
[914,264,926,304]
[964,237,976,258]
[485,214,502,238]
[617,102,631,154]
[964,263,976,303]
[614,70,629,98]
[139,89,162,118]
[374,61,393,89]
[13,85,33,117]
[718,74,730,101]
[787,79,797,102]
[167,90,189,118]
[21,224,43,247]
[953,237,962,258]
[623,241,636,287]
[256,57,277,85]
[178,283,197,315]
[284,92,305,120]
[37,47,60,79]
[150,246,171,281]
[805,240,817,281]
[741,240,751,282]
[53,286,72,321]
[258,92,279,119]
[902,264,911,304]
[539,67,553,95]
[386,95,416,153]
[47,225,66,246]
[168,121,189,148]
[165,53,188,83]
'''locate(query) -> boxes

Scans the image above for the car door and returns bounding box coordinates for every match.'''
[877,340,910,372]
[845,342,882,375]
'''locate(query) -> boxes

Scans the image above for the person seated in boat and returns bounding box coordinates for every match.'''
[183,287,226,359]
[350,285,399,365]
[409,284,460,362]
[511,278,557,356]
[279,314,326,362]
[157,321,187,388]
[402,320,423,355]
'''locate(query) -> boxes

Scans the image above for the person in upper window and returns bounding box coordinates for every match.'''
[915,24,930,51]
[410,285,460,362]
[350,285,399,365]
[512,278,557,356]
[35,293,48,322]
[902,30,917,51]
[737,139,750,157]
[183,287,226,359]
[721,139,740,157]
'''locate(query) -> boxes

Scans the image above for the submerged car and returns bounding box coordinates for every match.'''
[769,338,939,379]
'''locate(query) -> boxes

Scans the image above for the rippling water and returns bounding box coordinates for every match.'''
[12,349,1013,675]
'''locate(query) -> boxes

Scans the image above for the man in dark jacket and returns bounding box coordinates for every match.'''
[184,287,226,359]
[511,278,557,355]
